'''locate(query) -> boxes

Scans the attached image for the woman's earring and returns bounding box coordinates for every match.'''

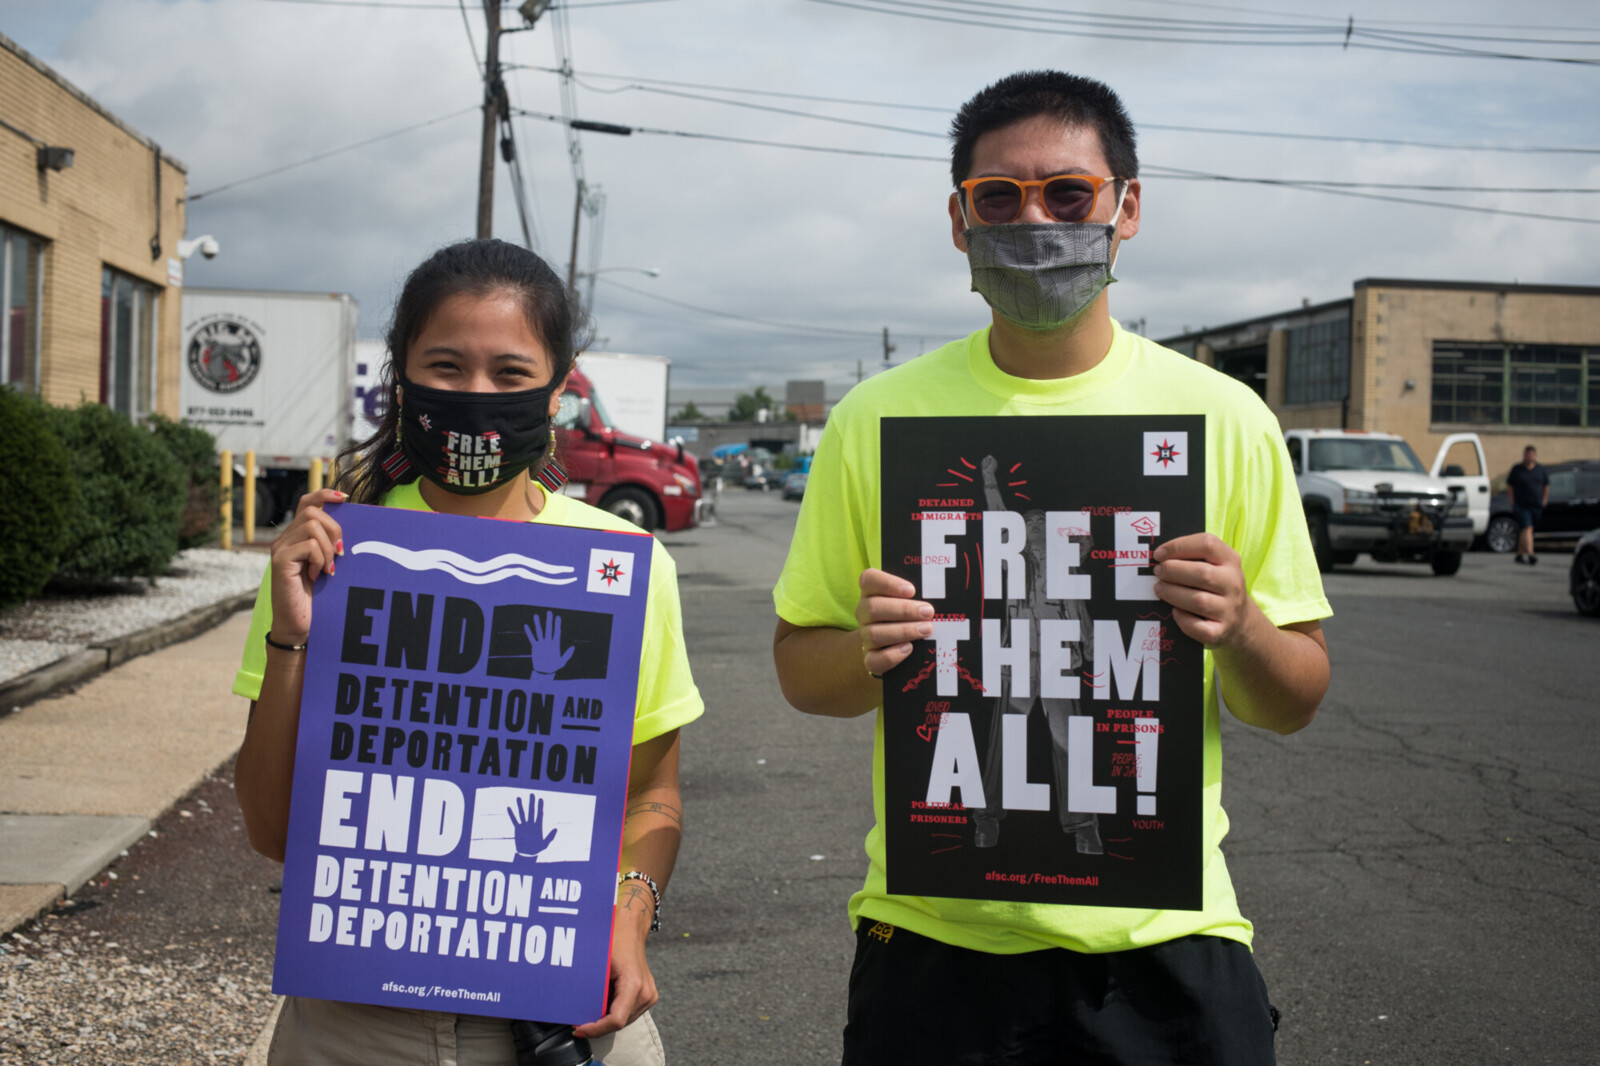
[535,427,567,492]
[382,394,412,479]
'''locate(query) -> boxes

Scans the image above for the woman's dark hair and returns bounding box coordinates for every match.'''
[336,239,589,503]
[950,70,1139,190]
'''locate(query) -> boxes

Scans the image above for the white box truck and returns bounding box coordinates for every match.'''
[180,287,358,523]
[575,351,670,442]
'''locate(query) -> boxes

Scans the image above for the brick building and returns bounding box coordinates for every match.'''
[1159,278,1600,476]
[0,31,187,419]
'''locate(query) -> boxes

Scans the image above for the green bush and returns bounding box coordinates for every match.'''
[0,387,77,608]
[147,414,221,549]
[43,401,185,582]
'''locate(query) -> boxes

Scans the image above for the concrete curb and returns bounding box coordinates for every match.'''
[0,590,256,714]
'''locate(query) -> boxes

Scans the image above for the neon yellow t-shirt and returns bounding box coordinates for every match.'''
[235,480,704,746]
[772,321,1330,955]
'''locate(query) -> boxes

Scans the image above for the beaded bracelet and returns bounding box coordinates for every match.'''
[617,870,661,933]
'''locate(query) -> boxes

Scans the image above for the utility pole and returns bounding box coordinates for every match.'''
[882,326,897,364]
[475,0,503,239]
[567,179,586,291]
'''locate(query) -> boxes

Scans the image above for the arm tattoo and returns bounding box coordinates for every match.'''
[625,801,683,827]
[617,882,654,915]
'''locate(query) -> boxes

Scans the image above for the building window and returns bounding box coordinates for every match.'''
[1,224,45,394]
[1285,317,1350,405]
[1432,341,1597,428]
[1216,344,1267,399]
[100,267,160,418]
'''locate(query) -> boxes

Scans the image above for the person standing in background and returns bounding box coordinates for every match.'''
[1506,445,1550,565]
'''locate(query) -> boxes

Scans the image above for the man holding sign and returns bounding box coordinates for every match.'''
[773,72,1330,1064]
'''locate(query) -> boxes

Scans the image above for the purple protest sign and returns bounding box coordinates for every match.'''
[272,503,652,1023]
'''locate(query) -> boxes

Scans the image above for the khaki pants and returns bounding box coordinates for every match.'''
[268,997,665,1066]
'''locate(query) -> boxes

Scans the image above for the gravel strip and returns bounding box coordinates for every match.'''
[0,765,282,1066]
[0,550,267,685]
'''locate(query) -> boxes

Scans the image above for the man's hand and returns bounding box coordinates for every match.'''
[1150,532,1255,647]
[854,568,934,677]
[1151,533,1328,734]
[572,884,657,1039]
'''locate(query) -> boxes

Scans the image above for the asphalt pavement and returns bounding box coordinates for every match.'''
[1,491,1594,1065]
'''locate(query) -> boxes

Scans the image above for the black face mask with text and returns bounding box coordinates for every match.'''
[394,374,557,495]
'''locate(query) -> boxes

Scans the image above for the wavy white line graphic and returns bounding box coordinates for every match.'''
[349,541,577,586]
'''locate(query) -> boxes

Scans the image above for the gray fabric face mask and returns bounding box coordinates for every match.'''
[964,218,1120,332]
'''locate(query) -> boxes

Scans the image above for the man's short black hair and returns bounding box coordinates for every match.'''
[950,70,1138,189]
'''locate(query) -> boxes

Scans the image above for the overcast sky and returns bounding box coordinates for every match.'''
[6,0,1598,389]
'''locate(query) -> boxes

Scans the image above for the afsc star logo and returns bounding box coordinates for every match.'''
[1143,431,1189,476]
[586,547,636,596]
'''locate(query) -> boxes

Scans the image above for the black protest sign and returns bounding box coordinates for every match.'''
[880,415,1206,910]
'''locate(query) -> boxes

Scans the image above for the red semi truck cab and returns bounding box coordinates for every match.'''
[553,368,705,532]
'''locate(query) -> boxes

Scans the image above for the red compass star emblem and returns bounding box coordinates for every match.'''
[594,557,627,586]
[1150,438,1181,468]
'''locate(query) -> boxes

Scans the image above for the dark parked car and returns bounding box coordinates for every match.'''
[1483,459,1600,552]
[1573,528,1600,617]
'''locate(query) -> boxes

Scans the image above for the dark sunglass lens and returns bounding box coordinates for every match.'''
[972,180,1022,224]
[1043,178,1096,222]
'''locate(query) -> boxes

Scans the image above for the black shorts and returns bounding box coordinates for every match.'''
[842,922,1279,1066]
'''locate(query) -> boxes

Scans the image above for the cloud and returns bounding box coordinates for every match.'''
[21,0,1599,386]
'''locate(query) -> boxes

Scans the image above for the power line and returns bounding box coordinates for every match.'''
[516,64,1600,155]
[1119,0,1600,34]
[186,106,477,202]
[578,80,944,139]
[247,0,677,8]
[556,77,1600,176]
[513,63,951,112]
[514,108,1600,224]
[1135,123,1600,156]
[601,278,891,337]
[456,0,483,76]
[809,0,1600,44]
[514,107,946,161]
[1145,172,1600,194]
[802,0,1600,64]
[1146,166,1600,224]
[498,29,546,250]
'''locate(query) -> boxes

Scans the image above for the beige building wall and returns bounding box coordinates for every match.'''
[1163,282,1600,476]
[0,32,187,417]
[1357,281,1600,474]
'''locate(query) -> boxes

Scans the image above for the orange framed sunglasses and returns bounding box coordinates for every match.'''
[959,174,1125,225]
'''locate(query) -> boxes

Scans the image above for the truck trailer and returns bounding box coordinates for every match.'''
[180,287,357,524]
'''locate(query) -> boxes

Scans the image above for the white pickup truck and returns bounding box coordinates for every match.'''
[1286,429,1486,576]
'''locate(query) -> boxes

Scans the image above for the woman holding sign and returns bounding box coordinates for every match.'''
[232,239,701,1065]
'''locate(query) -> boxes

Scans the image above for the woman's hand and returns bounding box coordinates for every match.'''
[572,884,658,1039]
[268,489,346,644]
[854,568,934,678]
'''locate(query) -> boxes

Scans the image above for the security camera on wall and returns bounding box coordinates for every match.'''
[177,234,221,260]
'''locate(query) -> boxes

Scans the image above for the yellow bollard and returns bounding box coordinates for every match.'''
[220,450,233,551]
[309,457,324,494]
[243,449,257,545]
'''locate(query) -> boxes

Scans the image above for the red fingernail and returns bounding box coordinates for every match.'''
[336,539,344,555]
